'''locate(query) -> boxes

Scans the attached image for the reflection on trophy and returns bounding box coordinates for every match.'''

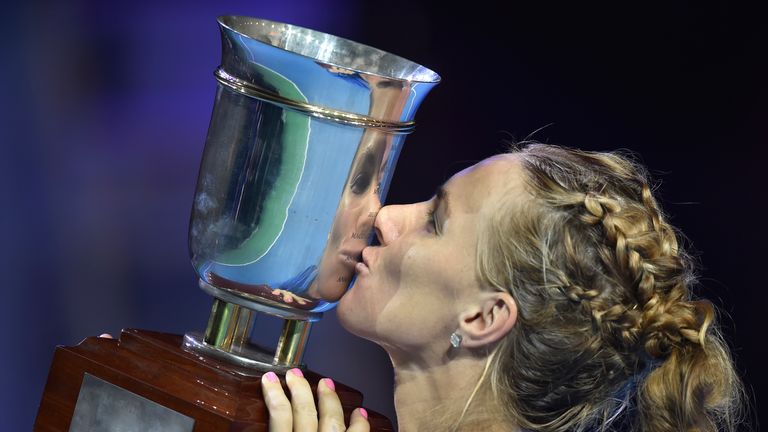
[35,16,439,431]
[186,15,440,369]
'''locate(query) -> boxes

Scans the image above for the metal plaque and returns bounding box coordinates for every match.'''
[69,373,195,432]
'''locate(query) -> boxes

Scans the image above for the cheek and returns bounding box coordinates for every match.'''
[372,248,459,345]
[335,243,416,341]
[373,291,453,348]
[337,241,473,346]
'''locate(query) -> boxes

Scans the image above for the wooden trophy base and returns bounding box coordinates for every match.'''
[35,328,393,431]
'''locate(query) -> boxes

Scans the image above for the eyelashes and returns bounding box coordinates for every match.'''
[349,152,377,195]
[350,172,373,194]
[426,205,439,234]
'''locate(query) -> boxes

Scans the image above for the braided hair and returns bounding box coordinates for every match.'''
[471,144,743,432]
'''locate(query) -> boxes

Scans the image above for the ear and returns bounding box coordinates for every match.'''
[457,291,517,349]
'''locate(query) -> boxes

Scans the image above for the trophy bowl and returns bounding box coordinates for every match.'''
[183,16,440,371]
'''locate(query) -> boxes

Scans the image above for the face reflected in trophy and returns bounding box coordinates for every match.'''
[309,132,385,302]
[183,17,440,371]
[310,78,409,303]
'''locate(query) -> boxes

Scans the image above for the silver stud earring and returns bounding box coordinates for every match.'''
[450,332,462,348]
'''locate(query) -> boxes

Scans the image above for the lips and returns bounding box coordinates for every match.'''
[355,246,375,274]
[354,261,369,274]
[361,246,374,268]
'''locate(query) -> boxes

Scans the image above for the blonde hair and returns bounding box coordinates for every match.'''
[465,143,744,431]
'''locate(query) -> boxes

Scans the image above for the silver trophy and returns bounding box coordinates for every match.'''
[184,16,440,371]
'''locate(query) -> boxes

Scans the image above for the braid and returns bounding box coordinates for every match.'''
[477,143,743,432]
[578,185,710,358]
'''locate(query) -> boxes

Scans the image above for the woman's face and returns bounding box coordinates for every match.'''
[337,154,527,356]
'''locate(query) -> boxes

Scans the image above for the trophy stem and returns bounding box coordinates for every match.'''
[183,295,313,372]
[203,298,255,349]
[274,319,312,367]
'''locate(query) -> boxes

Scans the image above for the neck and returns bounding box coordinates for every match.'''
[389,350,514,432]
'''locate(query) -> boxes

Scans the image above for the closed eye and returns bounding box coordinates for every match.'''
[426,203,440,235]
[349,151,376,195]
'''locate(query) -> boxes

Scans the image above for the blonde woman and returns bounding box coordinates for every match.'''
[259,144,744,432]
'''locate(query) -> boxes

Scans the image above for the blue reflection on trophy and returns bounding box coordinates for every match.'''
[184,16,440,370]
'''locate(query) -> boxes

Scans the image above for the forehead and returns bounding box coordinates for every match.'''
[445,154,525,214]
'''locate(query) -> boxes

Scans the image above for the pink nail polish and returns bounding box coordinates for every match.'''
[359,408,368,419]
[322,378,335,391]
[263,371,278,383]
[289,368,304,378]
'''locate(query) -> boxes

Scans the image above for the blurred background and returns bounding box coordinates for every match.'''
[1,1,765,430]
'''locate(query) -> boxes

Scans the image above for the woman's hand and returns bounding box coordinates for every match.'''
[261,368,369,432]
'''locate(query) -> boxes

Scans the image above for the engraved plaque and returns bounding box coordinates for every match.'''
[69,373,195,432]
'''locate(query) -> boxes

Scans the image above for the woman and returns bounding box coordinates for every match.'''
[259,143,744,432]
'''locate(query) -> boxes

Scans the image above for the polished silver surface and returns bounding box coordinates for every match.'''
[189,16,440,313]
[69,374,195,432]
[214,68,416,131]
[183,332,300,373]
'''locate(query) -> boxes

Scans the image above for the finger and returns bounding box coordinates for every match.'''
[347,408,370,432]
[285,368,318,431]
[261,371,292,432]
[317,378,345,432]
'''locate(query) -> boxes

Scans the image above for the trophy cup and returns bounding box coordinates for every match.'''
[35,16,439,431]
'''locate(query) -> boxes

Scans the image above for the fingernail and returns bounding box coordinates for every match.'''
[359,407,368,419]
[289,368,303,378]
[322,378,335,391]
[263,371,278,383]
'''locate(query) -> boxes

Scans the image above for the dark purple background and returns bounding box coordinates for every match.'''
[2,1,765,430]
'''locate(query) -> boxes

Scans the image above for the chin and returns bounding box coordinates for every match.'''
[336,290,374,341]
[336,293,356,331]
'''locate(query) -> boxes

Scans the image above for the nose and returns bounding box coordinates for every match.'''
[372,204,403,246]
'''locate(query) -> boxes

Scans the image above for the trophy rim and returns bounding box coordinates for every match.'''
[217,15,442,84]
